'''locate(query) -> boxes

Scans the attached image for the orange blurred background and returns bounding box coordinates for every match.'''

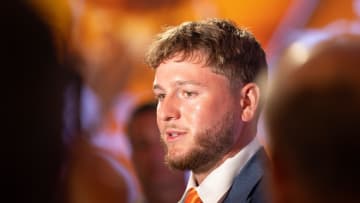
[31,0,358,105]
[26,0,359,202]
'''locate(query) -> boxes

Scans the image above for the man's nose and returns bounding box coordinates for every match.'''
[158,95,180,121]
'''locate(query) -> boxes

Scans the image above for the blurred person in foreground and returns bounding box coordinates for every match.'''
[265,34,360,203]
[127,101,186,203]
[2,1,79,202]
[146,18,271,203]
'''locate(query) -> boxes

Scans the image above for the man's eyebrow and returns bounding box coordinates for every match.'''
[175,80,204,87]
[153,80,203,90]
[153,84,164,91]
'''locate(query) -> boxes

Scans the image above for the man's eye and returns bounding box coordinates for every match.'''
[155,94,165,101]
[183,91,197,98]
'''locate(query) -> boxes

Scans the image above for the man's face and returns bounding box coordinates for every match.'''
[153,54,242,172]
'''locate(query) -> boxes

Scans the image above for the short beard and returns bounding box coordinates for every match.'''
[164,111,235,173]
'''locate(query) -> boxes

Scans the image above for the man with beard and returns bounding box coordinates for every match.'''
[145,18,270,203]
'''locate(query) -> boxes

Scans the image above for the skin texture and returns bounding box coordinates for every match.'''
[153,53,260,184]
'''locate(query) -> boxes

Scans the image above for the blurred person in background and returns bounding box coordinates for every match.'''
[27,1,143,203]
[127,101,186,203]
[265,34,360,203]
[146,18,271,203]
[64,1,143,203]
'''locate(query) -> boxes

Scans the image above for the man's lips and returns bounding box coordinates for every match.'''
[164,128,187,142]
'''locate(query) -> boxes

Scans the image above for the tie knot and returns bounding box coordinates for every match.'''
[184,188,202,203]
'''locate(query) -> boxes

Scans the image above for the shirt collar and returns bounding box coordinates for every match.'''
[179,138,261,203]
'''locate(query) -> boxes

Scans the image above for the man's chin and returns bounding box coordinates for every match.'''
[166,151,209,171]
[165,153,190,171]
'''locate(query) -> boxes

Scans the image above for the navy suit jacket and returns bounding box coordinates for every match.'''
[222,148,271,203]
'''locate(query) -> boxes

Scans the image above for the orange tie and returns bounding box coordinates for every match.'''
[184,188,202,203]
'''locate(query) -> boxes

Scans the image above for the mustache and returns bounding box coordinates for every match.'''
[162,123,189,131]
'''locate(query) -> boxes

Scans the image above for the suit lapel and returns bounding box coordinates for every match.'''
[223,148,267,203]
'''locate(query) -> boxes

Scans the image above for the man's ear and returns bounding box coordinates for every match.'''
[240,83,260,122]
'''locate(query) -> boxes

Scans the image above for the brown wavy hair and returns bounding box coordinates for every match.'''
[145,18,267,89]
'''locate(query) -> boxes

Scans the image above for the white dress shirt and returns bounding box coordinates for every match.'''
[179,138,261,203]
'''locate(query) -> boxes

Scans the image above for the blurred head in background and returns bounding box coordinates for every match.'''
[265,34,360,203]
[127,102,185,203]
